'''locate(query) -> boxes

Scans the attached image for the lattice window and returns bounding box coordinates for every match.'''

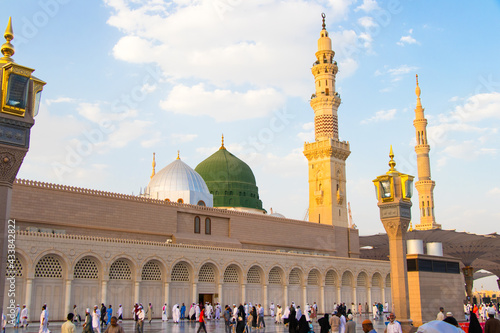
[171,262,190,282]
[269,267,282,285]
[142,261,162,281]
[109,259,131,280]
[223,265,239,283]
[307,270,319,286]
[35,255,62,278]
[372,274,381,287]
[357,274,367,287]
[325,271,336,286]
[385,274,391,287]
[289,269,301,285]
[247,267,261,284]
[5,257,23,277]
[341,272,352,286]
[74,257,99,279]
[198,264,215,283]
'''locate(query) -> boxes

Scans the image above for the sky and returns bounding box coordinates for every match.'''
[3,1,499,263]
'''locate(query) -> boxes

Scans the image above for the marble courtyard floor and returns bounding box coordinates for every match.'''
[4,315,390,333]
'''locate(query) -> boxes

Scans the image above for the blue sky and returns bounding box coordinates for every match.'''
[4,0,500,244]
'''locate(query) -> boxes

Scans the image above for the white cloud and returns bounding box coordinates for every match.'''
[396,29,420,46]
[450,92,500,122]
[45,97,77,106]
[488,187,500,195]
[170,133,198,144]
[298,122,314,142]
[358,16,377,28]
[355,0,380,12]
[361,108,397,124]
[159,83,286,122]
[387,65,418,77]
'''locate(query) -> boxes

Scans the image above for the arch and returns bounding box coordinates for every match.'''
[341,271,354,287]
[198,262,218,283]
[247,265,264,284]
[33,250,69,278]
[194,216,201,233]
[74,256,100,280]
[197,200,206,206]
[141,260,163,281]
[288,267,304,285]
[307,269,320,286]
[171,261,192,282]
[109,258,133,280]
[223,264,242,283]
[371,272,383,288]
[35,254,64,279]
[268,266,284,285]
[356,271,369,287]
[325,269,338,286]
[205,217,211,235]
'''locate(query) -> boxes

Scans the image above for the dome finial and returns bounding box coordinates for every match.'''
[220,134,226,150]
[321,13,326,30]
[415,74,422,107]
[1,17,15,62]
[388,145,396,171]
[177,150,180,160]
[151,152,156,179]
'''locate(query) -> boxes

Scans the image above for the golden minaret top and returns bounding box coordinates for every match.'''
[388,145,397,172]
[321,13,326,30]
[219,134,226,150]
[1,17,15,63]
[150,152,156,179]
[176,150,180,159]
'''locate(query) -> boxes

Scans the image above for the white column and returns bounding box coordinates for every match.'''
[101,280,108,304]
[382,287,386,305]
[64,279,72,315]
[192,282,198,304]
[263,284,268,315]
[164,282,169,308]
[367,286,372,312]
[283,285,288,307]
[353,286,357,310]
[241,283,246,303]
[218,283,223,305]
[134,281,140,303]
[25,278,33,320]
[336,286,341,304]
[320,286,325,314]
[302,285,307,306]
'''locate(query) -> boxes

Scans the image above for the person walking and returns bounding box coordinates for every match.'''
[92,306,101,333]
[136,306,145,333]
[197,306,207,333]
[82,309,93,333]
[100,304,107,328]
[147,304,153,324]
[61,313,76,333]
[106,306,113,326]
[386,313,402,333]
[116,305,123,323]
[362,319,376,333]
[345,314,356,333]
[21,305,29,328]
[224,306,232,333]
[104,317,124,333]
[39,304,49,333]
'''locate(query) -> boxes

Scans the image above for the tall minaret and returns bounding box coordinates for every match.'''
[413,75,441,230]
[303,14,351,227]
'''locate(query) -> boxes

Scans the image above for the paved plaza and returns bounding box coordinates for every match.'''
[4,315,390,333]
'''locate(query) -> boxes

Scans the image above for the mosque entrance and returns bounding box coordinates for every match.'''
[199,293,213,305]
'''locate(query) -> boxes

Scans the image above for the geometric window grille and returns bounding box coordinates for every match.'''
[325,270,336,286]
[198,264,215,283]
[35,255,62,278]
[372,274,381,287]
[247,266,261,284]
[74,257,99,279]
[385,274,391,287]
[171,262,190,282]
[109,259,131,280]
[289,269,300,285]
[142,261,162,281]
[223,265,239,283]
[307,270,319,286]
[269,267,282,285]
[5,257,23,277]
[342,272,352,287]
[357,273,366,287]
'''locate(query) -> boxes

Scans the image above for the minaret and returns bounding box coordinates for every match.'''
[413,75,441,230]
[151,152,156,179]
[303,14,351,227]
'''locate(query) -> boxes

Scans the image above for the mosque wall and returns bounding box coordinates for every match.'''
[5,230,391,322]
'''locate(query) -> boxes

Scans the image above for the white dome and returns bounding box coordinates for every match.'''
[146,158,213,206]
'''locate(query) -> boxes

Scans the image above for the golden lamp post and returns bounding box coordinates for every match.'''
[0,17,45,318]
[373,147,415,333]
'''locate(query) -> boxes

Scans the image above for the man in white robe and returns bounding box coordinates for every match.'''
[339,313,346,333]
[172,304,180,323]
[270,303,275,318]
[195,304,201,321]
[39,305,49,333]
[92,306,100,333]
[117,305,124,323]
[20,305,28,328]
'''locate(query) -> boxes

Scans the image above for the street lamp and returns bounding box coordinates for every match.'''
[373,146,415,332]
[0,17,46,318]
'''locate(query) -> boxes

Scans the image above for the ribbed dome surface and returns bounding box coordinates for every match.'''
[148,159,210,194]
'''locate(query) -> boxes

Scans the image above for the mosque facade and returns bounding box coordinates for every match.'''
[3,16,392,321]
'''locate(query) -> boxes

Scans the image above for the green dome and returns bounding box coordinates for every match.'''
[195,146,263,211]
